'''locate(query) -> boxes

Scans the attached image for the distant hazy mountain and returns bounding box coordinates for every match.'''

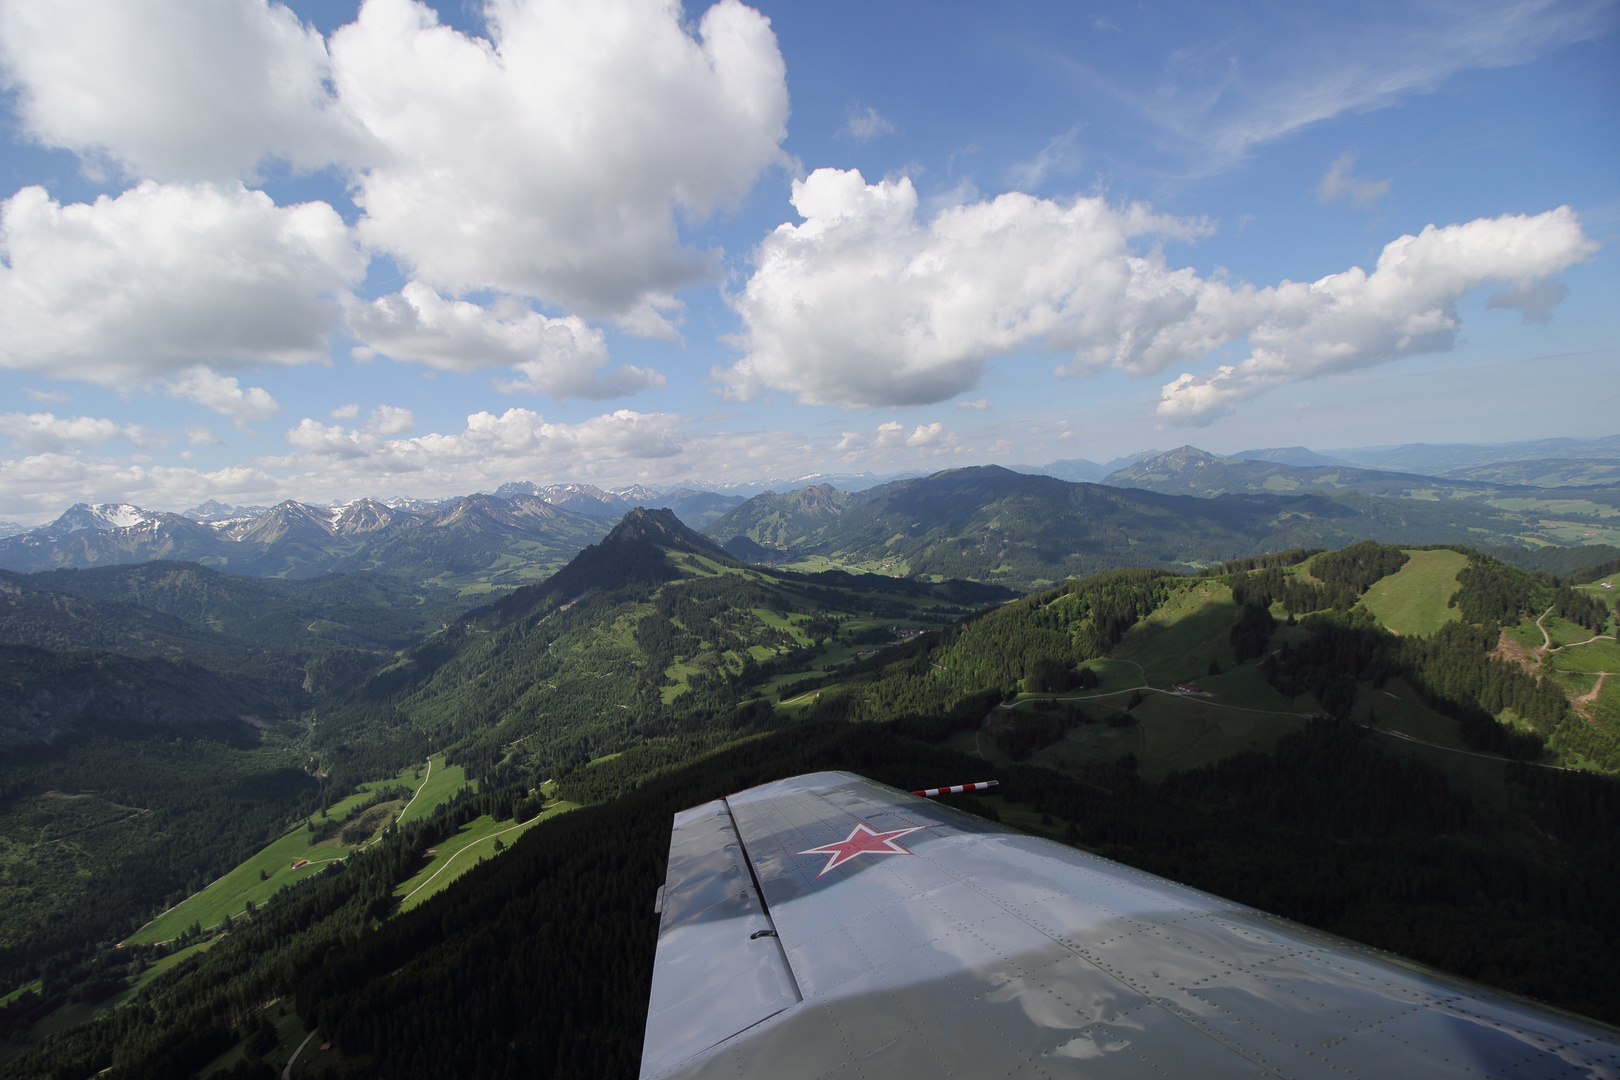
[1325,434,1620,474]
[0,519,28,538]
[1101,445,1517,500]
[182,499,271,522]
[1010,450,1160,483]
[1439,458,1620,488]
[492,481,642,517]
[0,494,610,586]
[656,488,746,529]
[703,484,854,555]
[488,479,744,528]
[1230,446,1351,467]
[661,471,924,498]
[703,464,1527,587]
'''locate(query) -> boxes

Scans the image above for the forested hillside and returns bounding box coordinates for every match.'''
[11,714,1620,1080]
[2,514,1619,1078]
[703,464,1616,588]
[304,508,1012,786]
[0,565,490,1024]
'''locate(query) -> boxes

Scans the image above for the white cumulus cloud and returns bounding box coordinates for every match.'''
[0,0,791,403]
[0,0,364,181]
[0,181,365,384]
[167,367,281,423]
[331,0,789,316]
[0,412,147,453]
[1156,208,1598,424]
[284,406,684,470]
[721,168,1216,408]
[347,282,662,399]
[722,170,1596,423]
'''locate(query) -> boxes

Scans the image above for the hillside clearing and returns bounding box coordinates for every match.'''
[1359,548,1467,636]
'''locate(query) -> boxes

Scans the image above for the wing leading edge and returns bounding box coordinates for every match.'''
[641,771,1620,1079]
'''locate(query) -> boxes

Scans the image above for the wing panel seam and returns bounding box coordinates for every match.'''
[723,795,804,1004]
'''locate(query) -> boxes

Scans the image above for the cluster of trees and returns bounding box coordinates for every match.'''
[1311,541,1412,595]
[1452,556,1609,631]
[1262,609,1555,759]
[1200,547,1322,575]
[791,569,1173,726]
[0,730,320,1011]
[5,824,423,1079]
[994,703,1110,759]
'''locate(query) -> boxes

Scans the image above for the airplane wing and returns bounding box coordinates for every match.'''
[641,770,1620,1079]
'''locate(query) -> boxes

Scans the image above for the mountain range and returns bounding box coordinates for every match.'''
[1099,444,1620,503]
[0,494,612,587]
[701,462,1620,587]
[5,435,1618,592]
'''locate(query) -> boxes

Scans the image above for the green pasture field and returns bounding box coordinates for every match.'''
[126,825,356,946]
[781,555,911,577]
[993,663,1313,781]
[1542,615,1596,648]
[1132,699,1303,782]
[751,607,812,646]
[0,979,40,1008]
[126,757,448,945]
[131,938,211,992]
[660,660,703,704]
[1530,518,1620,546]
[196,997,313,1079]
[768,614,950,708]
[1551,670,1601,699]
[1507,620,1546,650]
[1359,548,1467,637]
[1548,638,1620,674]
[1488,497,1614,518]
[1189,662,1307,711]
[1024,717,1138,773]
[1353,678,1475,752]
[1111,580,1239,685]
[397,755,465,827]
[394,800,578,914]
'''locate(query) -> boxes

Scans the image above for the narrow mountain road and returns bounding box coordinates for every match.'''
[397,808,553,908]
[394,757,431,822]
[283,1030,318,1079]
[1360,724,1573,772]
[1535,606,1554,654]
[1552,634,1617,652]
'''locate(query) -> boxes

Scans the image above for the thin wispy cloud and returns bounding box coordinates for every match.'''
[1044,0,1613,175]
[1007,128,1083,190]
[1317,151,1390,207]
[844,105,896,141]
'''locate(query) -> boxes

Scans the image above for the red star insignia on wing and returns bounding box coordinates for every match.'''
[796,822,932,877]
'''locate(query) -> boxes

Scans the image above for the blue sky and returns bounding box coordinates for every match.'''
[0,0,1613,520]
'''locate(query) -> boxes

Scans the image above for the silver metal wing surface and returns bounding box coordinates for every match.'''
[640,770,1620,1079]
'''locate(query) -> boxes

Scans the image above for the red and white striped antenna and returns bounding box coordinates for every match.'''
[911,780,999,798]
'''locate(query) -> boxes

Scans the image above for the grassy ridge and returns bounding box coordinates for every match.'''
[1358,549,1467,636]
